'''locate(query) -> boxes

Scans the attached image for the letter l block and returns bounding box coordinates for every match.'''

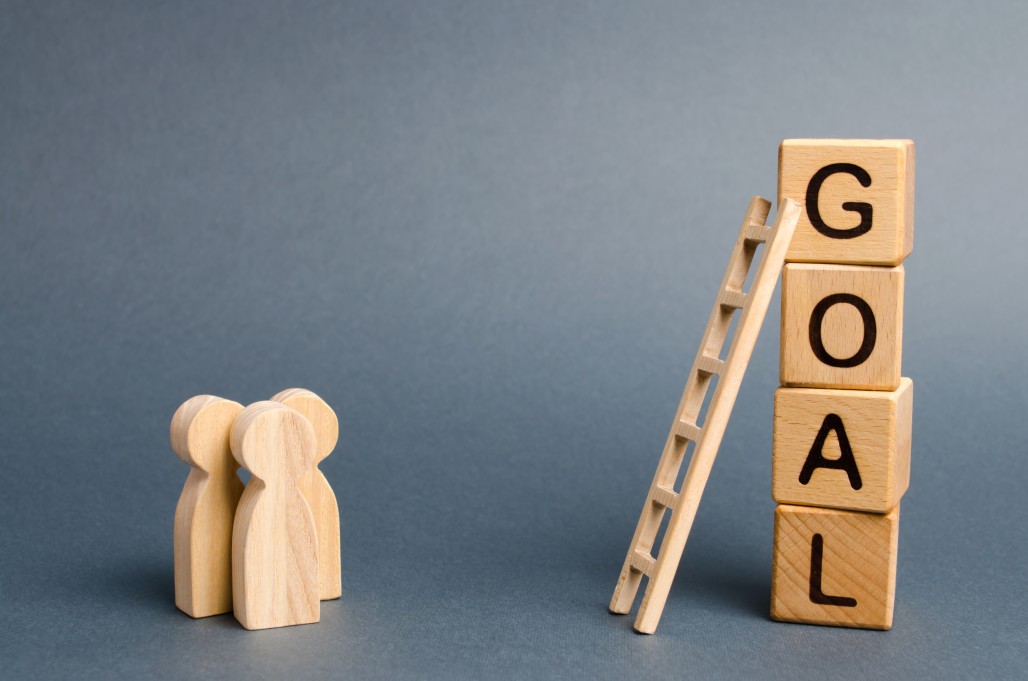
[772,504,899,630]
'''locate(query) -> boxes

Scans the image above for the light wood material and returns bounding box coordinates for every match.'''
[778,139,914,266]
[231,401,320,630]
[609,196,801,634]
[771,504,899,630]
[271,388,342,600]
[781,263,904,391]
[773,379,912,513]
[171,395,244,618]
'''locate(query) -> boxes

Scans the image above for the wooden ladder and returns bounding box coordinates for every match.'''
[609,196,801,634]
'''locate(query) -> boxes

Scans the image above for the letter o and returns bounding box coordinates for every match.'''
[808,294,877,368]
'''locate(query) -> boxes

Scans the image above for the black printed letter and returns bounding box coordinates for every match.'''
[809,534,857,607]
[806,163,873,239]
[808,293,876,368]
[799,414,862,490]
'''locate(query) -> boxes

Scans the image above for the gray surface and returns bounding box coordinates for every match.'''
[1,1,1026,679]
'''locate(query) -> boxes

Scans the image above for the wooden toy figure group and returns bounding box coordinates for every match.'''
[171,389,341,630]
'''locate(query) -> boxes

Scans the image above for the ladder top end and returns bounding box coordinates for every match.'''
[747,196,772,224]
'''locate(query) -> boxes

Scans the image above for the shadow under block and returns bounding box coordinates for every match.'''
[771,504,899,630]
[778,139,914,266]
[781,263,903,391]
[773,379,912,513]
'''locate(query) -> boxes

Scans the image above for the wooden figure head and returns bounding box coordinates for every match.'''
[270,388,339,464]
[170,395,244,472]
[230,401,316,484]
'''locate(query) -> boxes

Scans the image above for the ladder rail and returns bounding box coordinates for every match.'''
[609,197,801,634]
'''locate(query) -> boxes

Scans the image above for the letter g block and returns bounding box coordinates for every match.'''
[781,264,904,391]
[779,139,914,265]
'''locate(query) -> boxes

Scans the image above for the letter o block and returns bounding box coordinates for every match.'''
[781,264,903,390]
[773,379,912,513]
[779,139,914,265]
[772,504,899,630]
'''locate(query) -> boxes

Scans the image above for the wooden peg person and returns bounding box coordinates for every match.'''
[170,395,244,618]
[271,388,341,600]
[231,401,320,630]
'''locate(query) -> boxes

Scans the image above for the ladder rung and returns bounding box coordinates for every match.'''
[673,420,701,442]
[651,486,678,510]
[720,290,747,310]
[696,354,723,377]
[745,223,773,243]
[630,549,656,576]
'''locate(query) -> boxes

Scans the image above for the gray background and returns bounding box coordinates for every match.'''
[1,1,1025,679]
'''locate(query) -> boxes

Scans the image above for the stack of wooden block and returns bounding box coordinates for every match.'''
[770,139,914,630]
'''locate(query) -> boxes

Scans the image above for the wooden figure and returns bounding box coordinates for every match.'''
[171,395,245,618]
[781,263,904,391]
[773,378,912,513]
[778,139,914,266]
[771,504,899,630]
[610,197,801,634]
[231,401,320,630]
[271,388,342,600]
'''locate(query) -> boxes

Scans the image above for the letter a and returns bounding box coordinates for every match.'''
[798,413,862,490]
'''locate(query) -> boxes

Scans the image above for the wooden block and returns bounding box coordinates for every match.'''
[771,504,899,630]
[781,263,903,390]
[231,401,320,630]
[773,379,912,513]
[170,395,244,618]
[271,388,342,601]
[779,139,914,266]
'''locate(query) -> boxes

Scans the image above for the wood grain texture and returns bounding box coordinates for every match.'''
[772,504,899,630]
[231,401,320,630]
[773,379,912,513]
[778,139,914,266]
[609,197,801,634]
[271,388,342,600]
[171,395,245,618]
[781,263,904,390]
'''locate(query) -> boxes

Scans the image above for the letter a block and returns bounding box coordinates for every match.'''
[781,263,903,391]
[779,139,914,266]
[771,504,899,630]
[773,379,912,513]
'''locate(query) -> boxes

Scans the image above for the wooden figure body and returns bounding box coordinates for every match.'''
[231,401,320,630]
[170,395,245,618]
[271,388,342,600]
